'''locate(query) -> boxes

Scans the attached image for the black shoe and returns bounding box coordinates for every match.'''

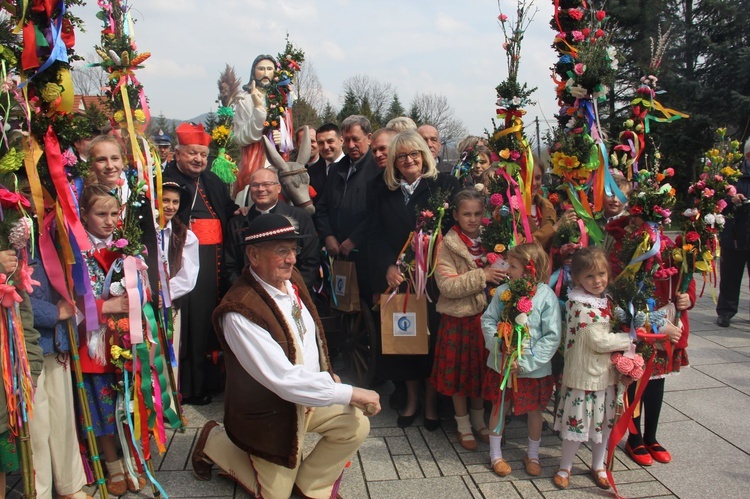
[717,316,730,327]
[397,411,418,428]
[424,418,441,432]
[183,394,212,406]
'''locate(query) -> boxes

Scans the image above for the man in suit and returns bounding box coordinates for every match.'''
[371,128,397,169]
[418,124,452,173]
[225,168,320,292]
[315,115,380,302]
[308,123,345,207]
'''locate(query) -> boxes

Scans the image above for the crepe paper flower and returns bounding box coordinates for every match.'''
[134,110,146,123]
[517,296,533,313]
[498,13,508,21]
[62,149,78,167]
[568,84,588,99]
[487,252,499,264]
[475,183,485,192]
[685,231,700,243]
[489,288,496,297]
[509,150,521,161]
[574,63,586,76]
[671,249,683,262]
[16,263,40,294]
[596,10,607,21]
[702,188,715,198]
[41,82,63,102]
[497,321,513,339]
[664,168,675,177]
[682,244,694,252]
[111,345,122,360]
[120,348,132,360]
[421,210,434,219]
[717,199,728,212]
[500,289,512,302]
[481,217,491,226]
[107,317,116,330]
[114,238,128,248]
[494,244,506,253]
[594,29,604,39]
[716,214,726,225]
[490,193,504,207]
[567,8,584,20]
[704,214,716,228]
[515,313,528,325]
[629,205,644,215]
[502,42,509,51]
[113,110,125,123]
[499,148,511,160]
[653,206,671,218]
[571,30,585,42]
[548,193,560,204]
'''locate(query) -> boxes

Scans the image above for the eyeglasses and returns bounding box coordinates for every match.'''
[395,151,421,163]
[249,181,280,190]
[265,245,302,259]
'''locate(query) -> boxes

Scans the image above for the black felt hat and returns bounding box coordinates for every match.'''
[239,213,312,245]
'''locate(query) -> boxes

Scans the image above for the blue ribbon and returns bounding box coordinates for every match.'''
[275,77,293,107]
[69,235,99,332]
[19,2,69,88]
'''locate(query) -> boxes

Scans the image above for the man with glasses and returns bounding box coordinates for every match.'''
[316,115,380,302]
[225,168,320,292]
[191,214,380,495]
[163,122,239,405]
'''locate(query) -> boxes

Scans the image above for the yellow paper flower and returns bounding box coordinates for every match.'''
[500,289,512,302]
[494,244,506,253]
[41,82,62,102]
[120,349,132,360]
[499,149,511,160]
[134,109,146,123]
[113,110,125,123]
[551,151,581,176]
[111,345,122,360]
[702,251,713,262]
[682,244,694,252]
[671,248,683,263]
[211,125,230,142]
[489,288,496,297]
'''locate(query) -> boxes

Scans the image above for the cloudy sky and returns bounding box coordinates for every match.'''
[73,0,560,140]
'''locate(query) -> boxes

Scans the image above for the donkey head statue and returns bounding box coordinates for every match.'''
[262,126,315,215]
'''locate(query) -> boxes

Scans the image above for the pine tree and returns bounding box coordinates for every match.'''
[293,98,321,130]
[320,101,338,125]
[386,94,406,122]
[408,102,421,125]
[337,89,360,123]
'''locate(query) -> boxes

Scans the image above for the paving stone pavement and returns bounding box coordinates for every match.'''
[6,266,750,498]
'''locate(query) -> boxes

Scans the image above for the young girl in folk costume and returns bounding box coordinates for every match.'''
[86,135,127,196]
[78,184,146,495]
[160,181,199,376]
[431,189,506,450]
[625,236,692,466]
[481,243,561,477]
[553,247,633,490]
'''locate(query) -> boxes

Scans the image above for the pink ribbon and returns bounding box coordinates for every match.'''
[123,256,147,344]
[577,218,589,247]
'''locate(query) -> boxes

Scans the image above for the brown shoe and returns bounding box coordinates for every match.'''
[591,468,611,489]
[491,458,511,477]
[106,473,128,496]
[192,420,219,481]
[127,473,147,492]
[523,455,542,476]
[472,426,490,444]
[457,431,478,451]
[553,468,570,489]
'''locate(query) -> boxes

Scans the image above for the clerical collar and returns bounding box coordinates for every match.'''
[254,202,277,214]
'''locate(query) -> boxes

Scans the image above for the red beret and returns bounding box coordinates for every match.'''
[176,122,211,147]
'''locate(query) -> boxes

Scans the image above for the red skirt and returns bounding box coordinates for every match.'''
[482,370,554,415]
[430,313,487,398]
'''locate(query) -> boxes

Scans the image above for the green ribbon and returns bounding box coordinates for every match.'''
[565,183,603,244]
[143,303,181,429]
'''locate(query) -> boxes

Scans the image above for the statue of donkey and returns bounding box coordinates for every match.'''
[262,126,315,215]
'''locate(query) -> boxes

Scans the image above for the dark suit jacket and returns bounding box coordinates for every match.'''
[368,173,460,295]
[224,200,321,291]
[306,156,327,207]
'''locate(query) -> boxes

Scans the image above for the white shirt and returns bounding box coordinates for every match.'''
[160,221,200,300]
[222,269,352,407]
[326,152,345,175]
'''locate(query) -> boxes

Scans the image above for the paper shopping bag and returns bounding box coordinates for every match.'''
[330,259,360,312]
[379,292,428,355]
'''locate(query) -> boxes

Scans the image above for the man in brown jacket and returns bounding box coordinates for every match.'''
[191,214,379,498]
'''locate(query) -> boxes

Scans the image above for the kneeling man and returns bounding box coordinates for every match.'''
[192,214,380,498]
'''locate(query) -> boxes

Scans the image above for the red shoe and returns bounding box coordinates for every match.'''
[625,442,653,466]
[646,442,672,463]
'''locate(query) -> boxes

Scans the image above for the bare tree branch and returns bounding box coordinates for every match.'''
[70,52,107,95]
[341,74,395,123]
[410,93,467,144]
[295,61,325,114]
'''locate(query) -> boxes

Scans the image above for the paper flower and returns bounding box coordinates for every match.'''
[516,296,533,313]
